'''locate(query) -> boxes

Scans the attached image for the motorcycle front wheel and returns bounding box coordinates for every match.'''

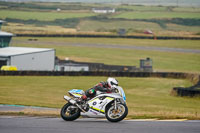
[105,103,128,122]
[60,103,80,121]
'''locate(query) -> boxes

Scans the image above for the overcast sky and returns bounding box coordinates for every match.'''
[1,0,200,7]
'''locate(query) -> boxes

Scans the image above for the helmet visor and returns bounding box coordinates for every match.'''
[111,81,118,86]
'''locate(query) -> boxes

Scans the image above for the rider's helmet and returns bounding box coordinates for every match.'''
[107,77,118,89]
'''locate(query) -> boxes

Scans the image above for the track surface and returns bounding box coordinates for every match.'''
[0,116,200,133]
[0,104,59,112]
[12,40,200,54]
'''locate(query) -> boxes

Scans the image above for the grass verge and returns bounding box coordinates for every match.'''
[0,76,200,119]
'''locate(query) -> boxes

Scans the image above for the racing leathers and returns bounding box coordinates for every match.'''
[83,81,112,100]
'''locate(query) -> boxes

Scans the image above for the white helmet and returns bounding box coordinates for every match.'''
[107,77,118,89]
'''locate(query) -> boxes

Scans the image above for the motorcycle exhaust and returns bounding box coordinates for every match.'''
[64,95,86,113]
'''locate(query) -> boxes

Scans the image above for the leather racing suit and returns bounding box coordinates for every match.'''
[84,81,112,99]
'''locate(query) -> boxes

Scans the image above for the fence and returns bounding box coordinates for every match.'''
[0,71,199,82]
[16,34,200,40]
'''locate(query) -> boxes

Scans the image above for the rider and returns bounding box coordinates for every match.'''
[81,77,119,100]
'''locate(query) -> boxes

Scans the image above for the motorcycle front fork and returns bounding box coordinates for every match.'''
[114,99,117,110]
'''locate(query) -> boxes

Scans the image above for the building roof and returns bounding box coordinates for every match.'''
[0,47,54,57]
[0,20,4,23]
[92,8,115,10]
[0,31,13,36]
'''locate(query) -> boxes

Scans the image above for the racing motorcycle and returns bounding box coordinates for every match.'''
[60,86,128,122]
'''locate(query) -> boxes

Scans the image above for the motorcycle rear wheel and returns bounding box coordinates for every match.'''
[105,103,128,122]
[60,103,80,121]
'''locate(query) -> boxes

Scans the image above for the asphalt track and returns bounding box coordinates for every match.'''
[0,116,200,133]
[0,104,59,112]
[12,40,200,54]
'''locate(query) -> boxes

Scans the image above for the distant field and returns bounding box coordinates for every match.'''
[0,10,96,21]
[79,20,163,31]
[1,8,199,21]
[0,1,199,37]
[3,23,77,34]
[120,5,168,11]
[78,20,200,36]
[11,37,200,73]
[120,5,200,12]
[112,11,200,19]
[1,76,199,119]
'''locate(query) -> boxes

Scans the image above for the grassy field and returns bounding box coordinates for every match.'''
[0,2,199,37]
[11,37,200,73]
[0,10,96,21]
[3,23,77,34]
[0,76,199,119]
[79,20,163,31]
[1,8,199,21]
[112,11,200,19]
[78,20,200,37]
[3,21,200,37]
[119,5,200,12]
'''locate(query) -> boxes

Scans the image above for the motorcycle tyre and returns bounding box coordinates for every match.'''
[105,103,128,122]
[60,103,80,121]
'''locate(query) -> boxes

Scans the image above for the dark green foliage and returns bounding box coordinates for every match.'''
[89,15,109,21]
[116,8,133,12]
[170,18,200,26]
[151,18,200,28]
[0,1,93,10]
[3,17,200,29]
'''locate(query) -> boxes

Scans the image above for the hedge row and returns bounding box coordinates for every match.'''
[0,71,199,82]
[16,34,200,40]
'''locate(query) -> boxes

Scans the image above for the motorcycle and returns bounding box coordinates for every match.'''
[60,86,128,122]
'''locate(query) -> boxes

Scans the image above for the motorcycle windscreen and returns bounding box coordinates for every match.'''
[117,86,126,102]
[68,89,84,97]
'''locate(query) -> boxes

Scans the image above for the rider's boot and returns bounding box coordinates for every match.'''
[81,94,88,101]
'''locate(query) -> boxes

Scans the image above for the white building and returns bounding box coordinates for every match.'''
[92,8,115,14]
[55,63,89,72]
[0,47,55,71]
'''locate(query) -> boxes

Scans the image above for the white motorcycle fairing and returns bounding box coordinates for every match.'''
[82,93,122,117]
[62,86,128,122]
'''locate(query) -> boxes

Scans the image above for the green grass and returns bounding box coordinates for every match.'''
[0,10,96,21]
[2,9,199,21]
[120,5,200,13]
[78,20,200,34]
[78,20,163,31]
[54,46,200,72]
[13,37,200,50]
[113,11,200,19]
[119,5,168,12]
[173,7,200,12]
[12,37,200,73]
[0,3,199,37]
[0,76,199,119]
